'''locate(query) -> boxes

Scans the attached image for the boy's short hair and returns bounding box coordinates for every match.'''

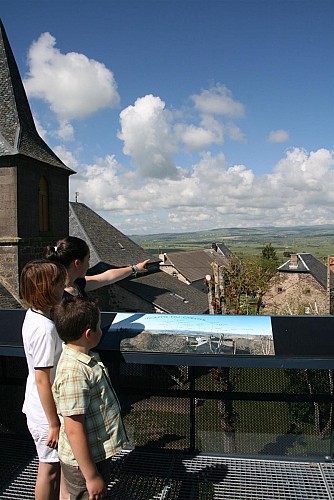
[20,260,67,310]
[53,298,100,343]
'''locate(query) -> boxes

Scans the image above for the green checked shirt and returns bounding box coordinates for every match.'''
[52,345,128,466]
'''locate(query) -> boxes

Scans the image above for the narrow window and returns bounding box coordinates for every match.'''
[39,176,49,232]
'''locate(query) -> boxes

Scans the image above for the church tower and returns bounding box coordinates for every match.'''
[0,21,74,299]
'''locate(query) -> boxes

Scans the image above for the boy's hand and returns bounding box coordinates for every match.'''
[87,473,107,499]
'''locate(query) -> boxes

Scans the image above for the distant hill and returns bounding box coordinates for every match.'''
[129,225,334,261]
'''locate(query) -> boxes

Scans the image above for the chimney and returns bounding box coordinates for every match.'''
[211,242,218,252]
[289,254,298,269]
[159,250,167,263]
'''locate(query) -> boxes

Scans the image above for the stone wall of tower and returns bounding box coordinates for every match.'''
[17,160,69,237]
[0,237,67,299]
[0,160,70,298]
[0,167,17,237]
[0,242,18,298]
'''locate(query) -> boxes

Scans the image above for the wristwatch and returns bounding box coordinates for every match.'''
[129,264,139,277]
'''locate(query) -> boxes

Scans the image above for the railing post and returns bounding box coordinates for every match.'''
[329,378,334,460]
[189,365,196,453]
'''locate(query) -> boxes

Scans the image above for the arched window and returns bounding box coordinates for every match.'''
[39,176,49,232]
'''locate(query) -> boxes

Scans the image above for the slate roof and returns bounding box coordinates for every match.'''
[0,281,22,309]
[163,248,230,283]
[69,202,158,268]
[278,253,334,291]
[120,272,209,314]
[69,202,209,314]
[0,20,73,172]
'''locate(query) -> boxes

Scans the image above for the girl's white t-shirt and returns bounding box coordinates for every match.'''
[22,308,63,425]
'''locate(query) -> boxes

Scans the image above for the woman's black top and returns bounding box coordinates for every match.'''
[62,278,88,300]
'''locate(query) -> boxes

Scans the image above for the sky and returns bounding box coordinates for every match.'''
[1,0,333,235]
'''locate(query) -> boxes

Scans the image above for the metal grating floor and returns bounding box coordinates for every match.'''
[1,435,334,499]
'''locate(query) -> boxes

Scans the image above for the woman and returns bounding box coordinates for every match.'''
[44,236,150,299]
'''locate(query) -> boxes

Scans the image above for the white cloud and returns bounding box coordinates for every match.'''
[53,145,79,169]
[270,148,334,201]
[68,147,334,234]
[268,129,289,143]
[56,120,74,141]
[176,121,223,150]
[225,123,246,142]
[117,86,245,169]
[118,95,178,179]
[191,83,245,118]
[23,32,120,122]
[167,84,246,151]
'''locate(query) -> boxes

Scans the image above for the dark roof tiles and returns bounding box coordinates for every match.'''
[119,271,209,314]
[69,202,156,267]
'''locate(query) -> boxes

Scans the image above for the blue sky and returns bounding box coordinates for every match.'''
[2,0,333,234]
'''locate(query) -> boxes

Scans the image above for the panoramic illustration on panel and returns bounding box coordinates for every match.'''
[100,314,274,356]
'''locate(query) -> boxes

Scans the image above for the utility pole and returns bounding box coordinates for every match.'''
[206,262,225,314]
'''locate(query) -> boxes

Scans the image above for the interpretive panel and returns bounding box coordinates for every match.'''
[99,313,274,355]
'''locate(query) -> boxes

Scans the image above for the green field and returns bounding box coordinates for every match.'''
[130,224,334,262]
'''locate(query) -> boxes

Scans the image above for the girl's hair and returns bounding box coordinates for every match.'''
[53,298,100,343]
[44,236,89,268]
[20,260,67,310]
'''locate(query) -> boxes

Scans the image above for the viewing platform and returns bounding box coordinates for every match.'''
[1,310,334,499]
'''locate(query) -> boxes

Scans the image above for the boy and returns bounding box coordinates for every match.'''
[52,298,127,499]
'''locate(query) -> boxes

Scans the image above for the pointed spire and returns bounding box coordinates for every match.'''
[0,20,73,171]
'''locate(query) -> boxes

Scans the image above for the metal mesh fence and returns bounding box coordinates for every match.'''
[1,357,333,460]
[106,362,334,460]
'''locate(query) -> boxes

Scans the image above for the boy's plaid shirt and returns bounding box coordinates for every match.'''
[53,345,128,466]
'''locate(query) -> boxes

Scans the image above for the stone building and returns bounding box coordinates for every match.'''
[262,253,334,315]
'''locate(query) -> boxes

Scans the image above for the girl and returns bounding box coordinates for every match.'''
[44,236,150,299]
[20,260,68,500]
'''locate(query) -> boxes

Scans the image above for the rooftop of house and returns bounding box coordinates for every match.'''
[278,253,334,290]
[161,246,232,284]
[70,202,209,314]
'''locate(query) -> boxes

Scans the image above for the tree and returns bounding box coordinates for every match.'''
[209,254,278,315]
[262,243,278,261]
[243,256,279,314]
[208,245,279,315]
